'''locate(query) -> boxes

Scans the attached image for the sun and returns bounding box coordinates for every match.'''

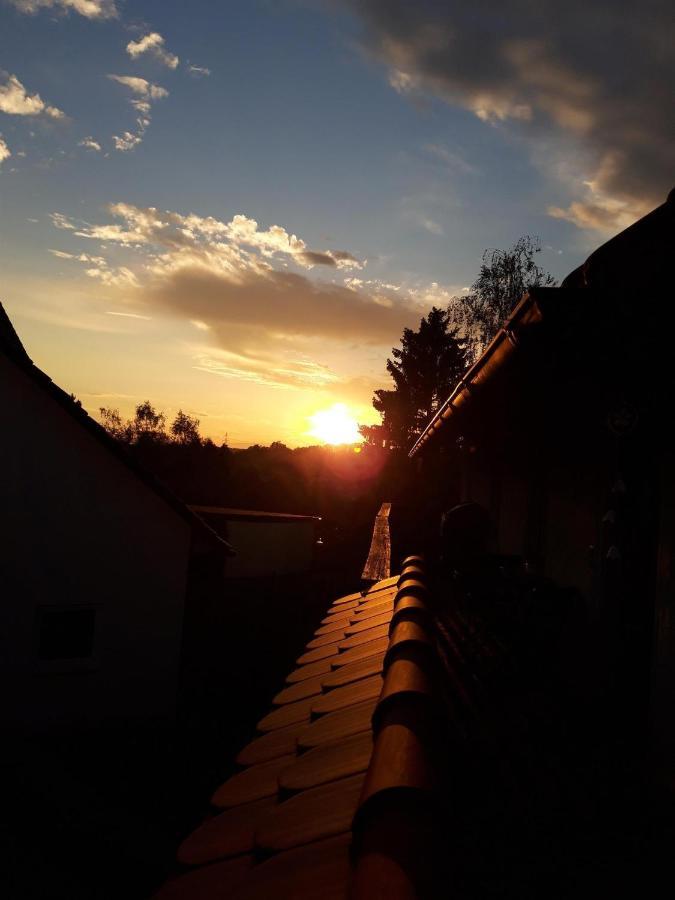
[308,403,361,446]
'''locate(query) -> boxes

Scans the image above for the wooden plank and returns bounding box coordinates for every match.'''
[360,503,391,583]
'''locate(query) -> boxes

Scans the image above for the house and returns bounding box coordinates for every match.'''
[410,186,675,777]
[189,506,320,579]
[0,303,230,732]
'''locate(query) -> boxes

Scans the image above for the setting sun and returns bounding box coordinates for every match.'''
[307,404,362,445]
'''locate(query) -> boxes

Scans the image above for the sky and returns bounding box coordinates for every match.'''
[1,0,672,446]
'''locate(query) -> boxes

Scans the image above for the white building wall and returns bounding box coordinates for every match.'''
[0,355,192,731]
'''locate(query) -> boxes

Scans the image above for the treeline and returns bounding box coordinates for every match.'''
[98,401,413,540]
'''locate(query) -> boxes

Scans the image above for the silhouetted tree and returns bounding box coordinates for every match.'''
[171,410,201,445]
[359,423,390,448]
[366,307,468,450]
[99,407,133,443]
[455,236,556,358]
[133,401,167,443]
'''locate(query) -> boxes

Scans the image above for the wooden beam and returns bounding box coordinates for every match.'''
[361,503,391,583]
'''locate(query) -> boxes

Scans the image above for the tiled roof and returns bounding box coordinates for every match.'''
[155,560,441,899]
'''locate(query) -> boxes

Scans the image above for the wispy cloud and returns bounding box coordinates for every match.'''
[107,75,168,101]
[78,136,101,151]
[0,72,65,119]
[194,347,341,391]
[126,32,179,70]
[0,135,10,167]
[405,211,444,236]
[423,143,478,175]
[107,75,168,152]
[187,65,211,78]
[105,310,152,320]
[8,0,118,18]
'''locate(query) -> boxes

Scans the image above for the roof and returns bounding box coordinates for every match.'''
[0,302,233,556]
[410,186,675,458]
[154,557,442,899]
[190,506,320,524]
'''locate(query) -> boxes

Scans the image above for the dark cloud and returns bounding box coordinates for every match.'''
[340,0,674,225]
[297,249,363,267]
[331,250,361,262]
[148,263,418,345]
[298,250,337,267]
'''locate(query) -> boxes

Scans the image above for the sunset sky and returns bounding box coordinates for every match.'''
[1,1,671,446]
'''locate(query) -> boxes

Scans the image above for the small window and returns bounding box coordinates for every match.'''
[38,608,96,661]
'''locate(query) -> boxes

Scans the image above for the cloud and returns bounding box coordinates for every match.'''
[194,347,342,391]
[149,265,415,346]
[0,72,65,118]
[188,65,211,78]
[78,136,101,151]
[0,135,10,167]
[405,211,444,235]
[46,202,419,351]
[107,75,168,100]
[51,211,76,229]
[105,310,151,320]
[44,201,473,395]
[547,193,641,232]
[48,248,106,264]
[423,143,477,175]
[107,75,168,152]
[58,203,365,271]
[112,131,142,152]
[48,245,137,287]
[341,0,674,231]
[126,32,179,69]
[7,0,117,18]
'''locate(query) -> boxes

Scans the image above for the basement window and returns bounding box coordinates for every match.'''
[37,608,96,661]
